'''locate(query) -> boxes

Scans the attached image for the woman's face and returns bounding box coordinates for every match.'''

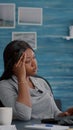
[24,48,38,76]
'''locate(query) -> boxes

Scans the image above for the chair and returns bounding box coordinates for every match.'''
[0,100,4,107]
[55,99,62,110]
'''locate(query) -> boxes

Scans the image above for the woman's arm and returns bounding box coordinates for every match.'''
[0,80,32,120]
[13,52,32,107]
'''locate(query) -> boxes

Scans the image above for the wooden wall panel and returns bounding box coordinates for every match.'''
[0,0,73,111]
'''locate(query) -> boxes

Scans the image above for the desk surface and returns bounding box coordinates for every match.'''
[12,119,73,130]
[12,119,41,130]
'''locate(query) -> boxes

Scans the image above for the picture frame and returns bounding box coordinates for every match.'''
[12,32,37,49]
[0,3,15,28]
[18,7,43,25]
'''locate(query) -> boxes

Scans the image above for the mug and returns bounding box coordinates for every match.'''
[0,107,12,125]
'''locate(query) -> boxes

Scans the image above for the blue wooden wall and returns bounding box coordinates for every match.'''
[0,0,73,111]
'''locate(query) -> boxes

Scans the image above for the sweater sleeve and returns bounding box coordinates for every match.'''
[0,80,32,121]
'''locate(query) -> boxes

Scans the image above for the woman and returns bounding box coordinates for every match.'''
[0,40,70,121]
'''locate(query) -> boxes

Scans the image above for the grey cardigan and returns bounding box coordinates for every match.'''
[0,75,61,120]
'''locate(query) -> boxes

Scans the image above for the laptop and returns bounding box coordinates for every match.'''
[41,116,73,126]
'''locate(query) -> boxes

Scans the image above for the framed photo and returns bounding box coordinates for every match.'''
[18,7,43,25]
[0,3,15,28]
[12,32,37,49]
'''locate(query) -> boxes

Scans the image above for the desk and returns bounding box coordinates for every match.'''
[12,119,73,130]
[12,119,41,130]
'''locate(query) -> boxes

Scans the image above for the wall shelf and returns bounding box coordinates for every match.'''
[62,36,73,40]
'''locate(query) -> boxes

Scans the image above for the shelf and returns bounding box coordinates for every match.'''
[62,36,73,40]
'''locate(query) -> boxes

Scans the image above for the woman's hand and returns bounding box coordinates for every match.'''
[66,107,73,116]
[13,52,32,107]
[58,107,73,117]
[58,111,70,117]
[13,52,27,81]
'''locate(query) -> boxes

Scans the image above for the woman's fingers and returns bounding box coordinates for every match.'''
[15,52,26,67]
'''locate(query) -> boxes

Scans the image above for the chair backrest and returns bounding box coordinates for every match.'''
[55,99,62,110]
[0,100,4,107]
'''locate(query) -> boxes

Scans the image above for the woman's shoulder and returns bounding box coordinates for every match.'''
[0,80,11,89]
[0,79,9,85]
[0,76,17,89]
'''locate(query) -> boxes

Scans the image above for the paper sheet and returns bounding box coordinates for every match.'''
[25,124,69,130]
